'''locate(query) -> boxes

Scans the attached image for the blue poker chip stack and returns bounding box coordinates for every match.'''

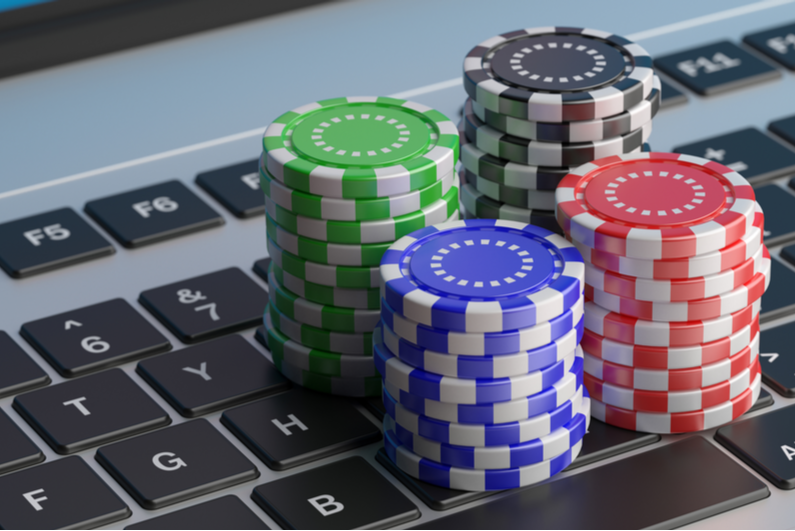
[375,218,588,491]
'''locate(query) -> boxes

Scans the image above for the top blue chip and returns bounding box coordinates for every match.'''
[380,219,584,333]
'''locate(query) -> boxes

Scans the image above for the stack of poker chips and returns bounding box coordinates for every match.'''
[457,27,659,233]
[259,96,460,397]
[556,152,769,434]
[375,218,588,491]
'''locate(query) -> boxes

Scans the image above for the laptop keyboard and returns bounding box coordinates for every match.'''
[2,19,795,530]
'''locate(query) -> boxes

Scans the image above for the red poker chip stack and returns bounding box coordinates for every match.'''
[555,152,768,434]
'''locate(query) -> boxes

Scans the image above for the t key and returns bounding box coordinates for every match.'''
[140,267,268,343]
[85,180,224,248]
[137,334,288,417]
[0,456,130,529]
[196,159,264,219]
[13,369,170,454]
[0,207,114,278]
[21,298,171,378]
[96,419,260,510]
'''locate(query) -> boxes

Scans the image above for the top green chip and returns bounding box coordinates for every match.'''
[262,96,458,200]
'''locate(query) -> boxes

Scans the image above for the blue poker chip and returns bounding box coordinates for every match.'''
[375,331,577,404]
[384,396,589,469]
[380,318,583,379]
[380,219,584,333]
[384,356,584,425]
[381,296,583,356]
[383,379,585,446]
[384,427,583,491]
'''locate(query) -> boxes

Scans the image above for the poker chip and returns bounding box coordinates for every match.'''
[463,27,654,122]
[375,333,577,404]
[468,76,660,143]
[583,332,759,391]
[459,180,559,233]
[269,303,373,356]
[463,99,652,167]
[381,296,584,356]
[379,318,583,379]
[572,203,764,280]
[383,358,583,425]
[584,247,770,321]
[583,241,766,302]
[272,263,381,310]
[268,266,380,333]
[266,213,392,267]
[384,426,583,491]
[264,178,459,244]
[461,168,556,210]
[262,96,458,199]
[384,404,588,469]
[583,296,760,348]
[260,165,456,222]
[556,152,757,260]
[585,357,759,413]
[380,219,584,333]
[275,356,382,397]
[581,317,759,370]
[264,310,376,378]
[268,235,380,289]
[590,372,761,434]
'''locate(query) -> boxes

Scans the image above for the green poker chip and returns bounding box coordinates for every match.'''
[265,309,377,378]
[268,302,373,356]
[260,165,455,222]
[262,96,458,199]
[268,235,380,289]
[268,265,380,333]
[264,175,460,244]
[271,263,381,310]
[266,212,391,267]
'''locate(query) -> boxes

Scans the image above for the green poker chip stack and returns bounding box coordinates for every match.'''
[260,96,461,397]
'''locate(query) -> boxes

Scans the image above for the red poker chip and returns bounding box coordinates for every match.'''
[585,246,770,321]
[572,204,764,280]
[583,333,758,392]
[581,317,759,370]
[556,152,757,260]
[584,298,760,347]
[584,241,766,302]
[590,372,761,433]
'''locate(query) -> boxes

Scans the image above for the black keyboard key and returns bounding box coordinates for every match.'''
[673,128,795,184]
[751,388,775,412]
[770,114,795,147]
[654,40,781,96]
[222,387,380,471]
[126,495,269,530]
[137,335,288,418]
[13,369,170,455]
[716,403,795,489]
[0,456,130,529]
[759,320,795,397]
[85,180,224,248]
[376,449,495,511]
[744,22,795,71]
[0,409,44,476]
[0,207,114,278]
[21,298,171,378]
[0,331,50,398]
[361,396,386,421]
[754,184,795,245]
[252,456,419,529]
[568,418,660,470]
[140,267,268,343]
[761,257,795,322]
[412,437,768,530]
[659,76,688,108]
[96,419,259,510]
[196,160,264,219]
[252,257,272,284]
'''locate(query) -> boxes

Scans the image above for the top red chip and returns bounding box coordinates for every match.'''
[556,152,757,260]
